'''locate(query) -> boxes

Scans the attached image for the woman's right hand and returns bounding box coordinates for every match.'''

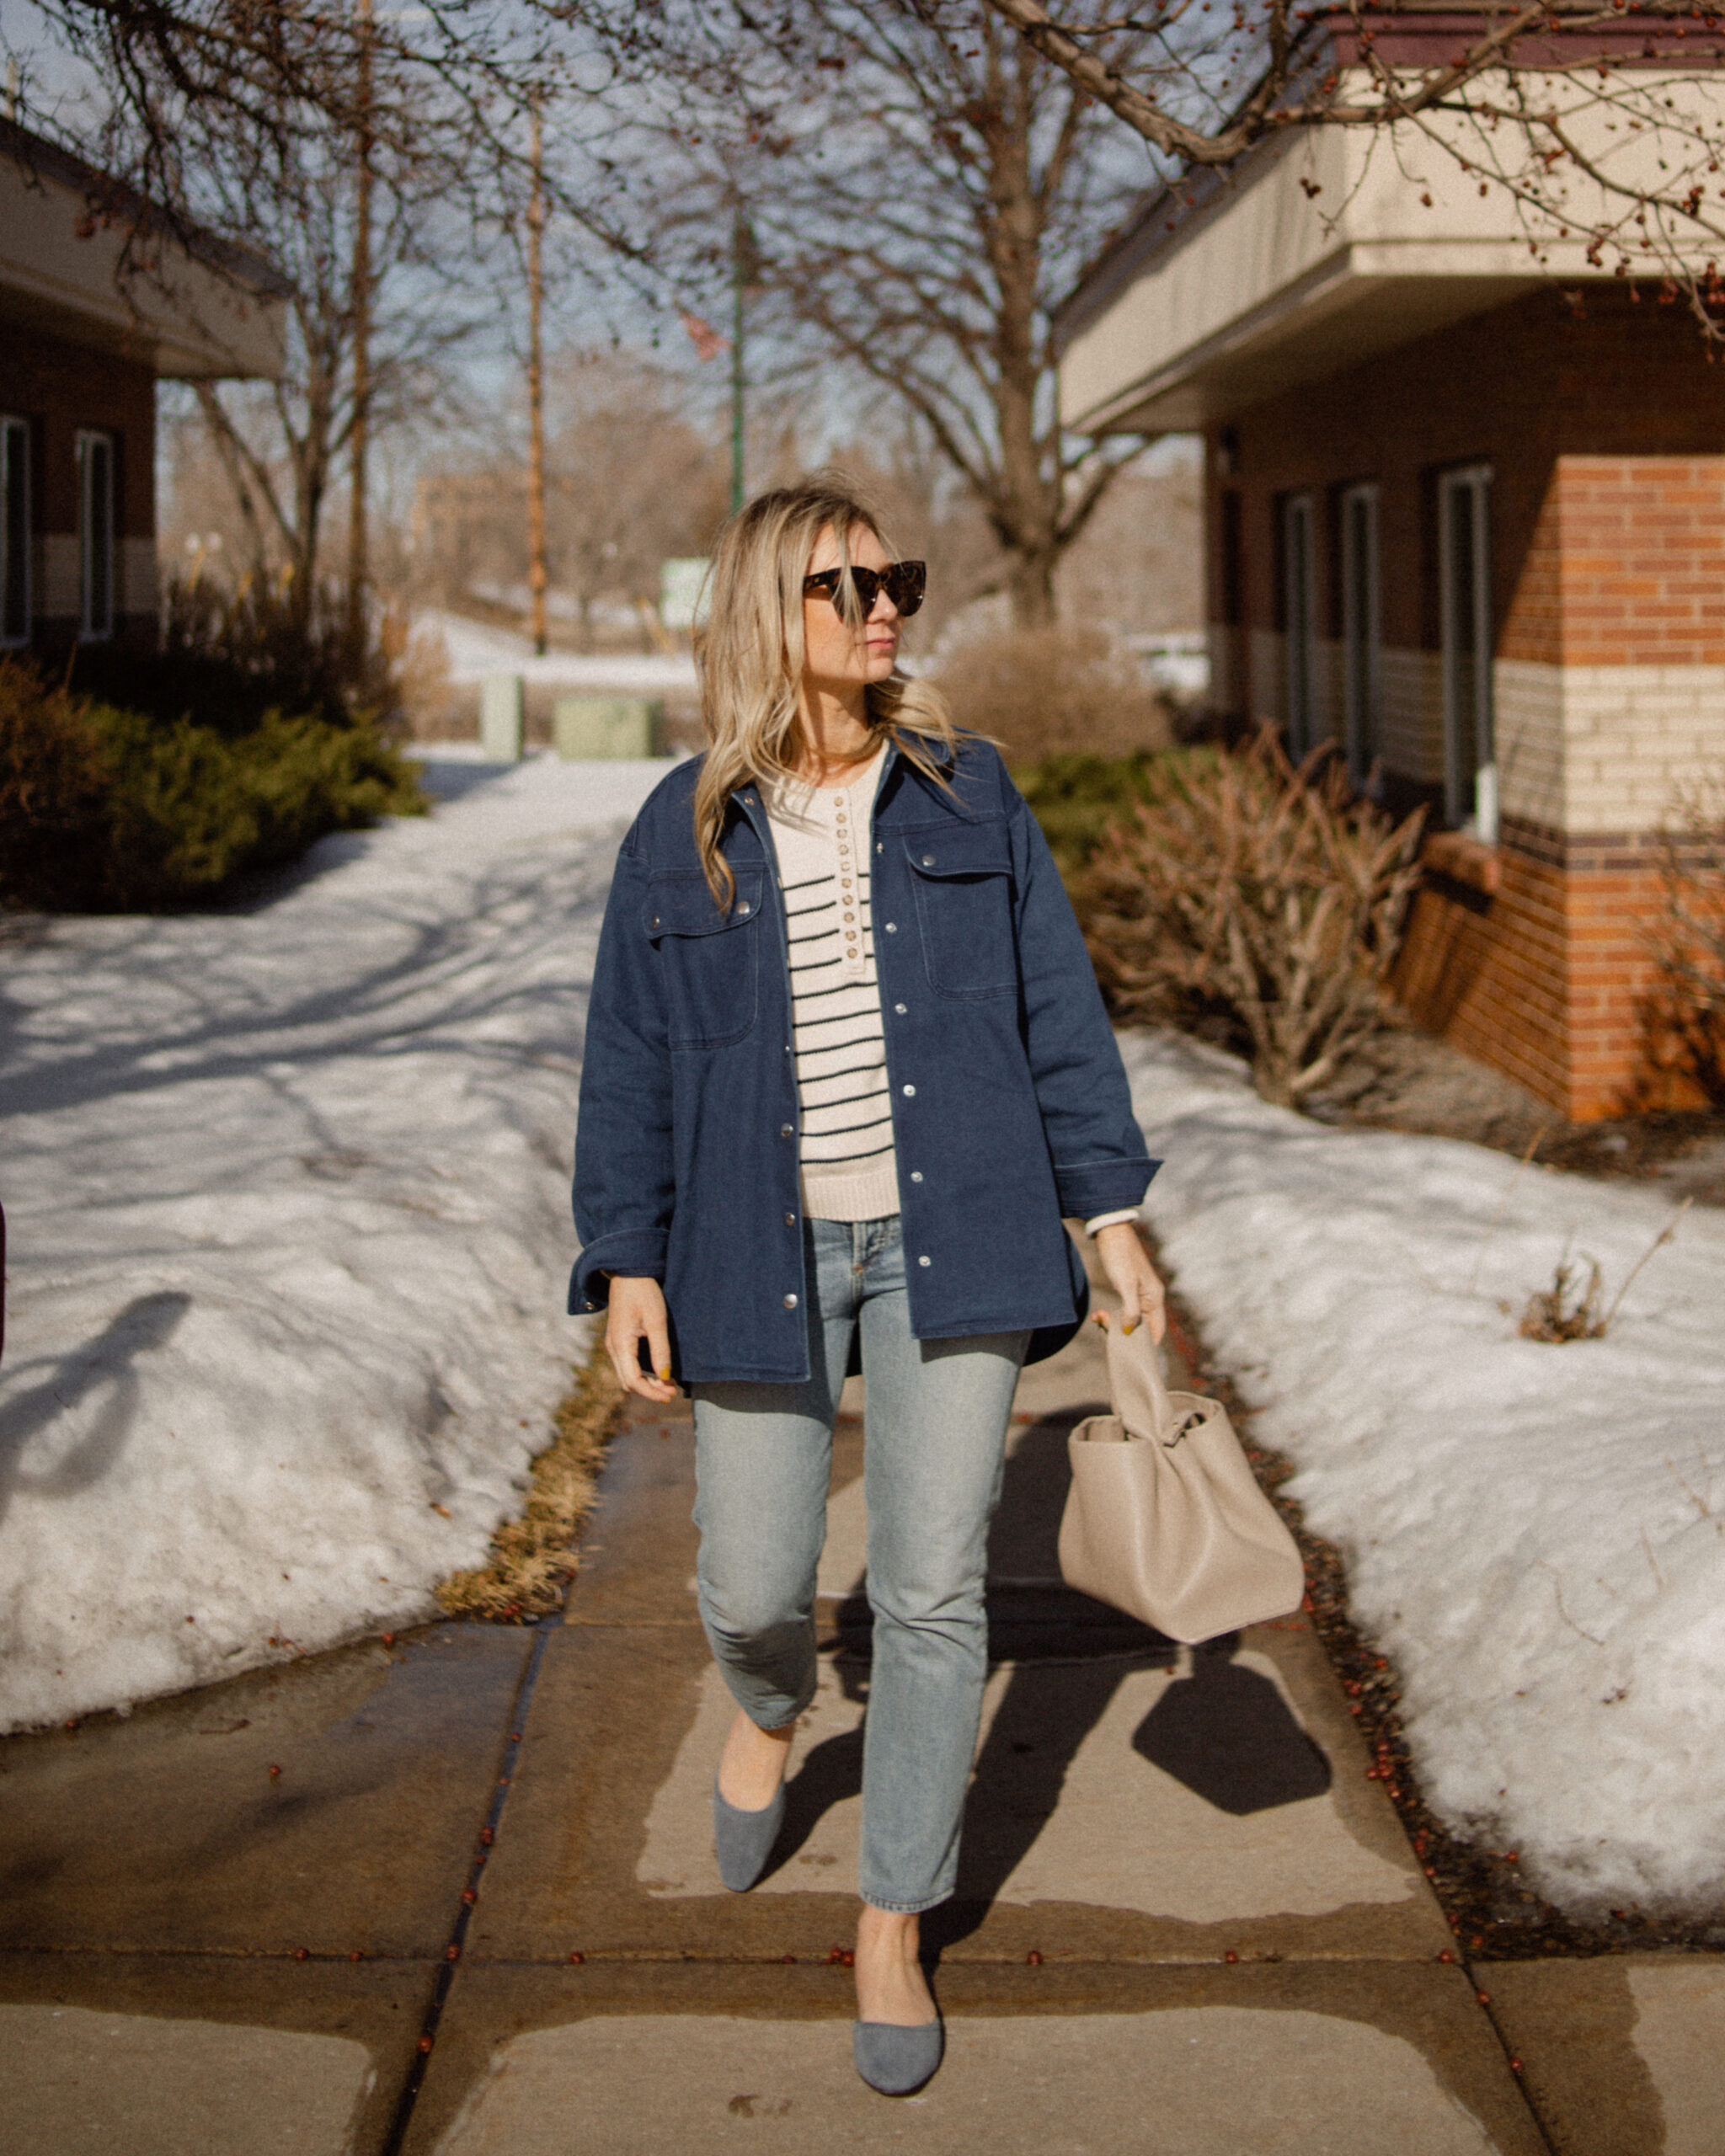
[604,1276,681,1403]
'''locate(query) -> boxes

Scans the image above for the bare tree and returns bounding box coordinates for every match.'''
[8,0,654,262]
[980,0,1725,340]
[647,2,1158,626]
[416,350,730,648]
[181,106,487,630]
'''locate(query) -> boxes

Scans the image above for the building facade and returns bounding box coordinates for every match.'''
[1060,80,1725,1122]
[0,118,284,656]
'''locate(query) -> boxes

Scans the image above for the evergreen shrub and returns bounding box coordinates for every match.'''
[0,659,425,913]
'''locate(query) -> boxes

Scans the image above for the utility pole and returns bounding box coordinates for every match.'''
[526,96,548,658]
[346,0,373,654]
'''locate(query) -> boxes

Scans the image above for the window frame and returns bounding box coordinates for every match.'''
[1,414,29,648]
[1438,463,1497,841]
[1281,490,1317,758]
[1340,483,1381,792]
[76,427,115,642]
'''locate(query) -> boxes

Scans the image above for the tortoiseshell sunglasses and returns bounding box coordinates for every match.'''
[802,559,927,619]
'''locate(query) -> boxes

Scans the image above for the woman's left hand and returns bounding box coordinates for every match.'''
[1092,1221,1167,1342]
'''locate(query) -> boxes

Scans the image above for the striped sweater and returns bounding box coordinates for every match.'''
[764,746,898,1222]
[764,744,1144,1240]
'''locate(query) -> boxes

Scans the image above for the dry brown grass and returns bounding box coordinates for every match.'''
[935,624,1172,765]
[1515,1201,1691,1344]
[435,1337,625,1622]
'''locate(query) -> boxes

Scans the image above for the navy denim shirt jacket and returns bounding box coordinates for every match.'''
[570,736,1158,1384]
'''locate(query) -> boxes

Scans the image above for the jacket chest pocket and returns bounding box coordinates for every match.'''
[644,868,764,1048]
[902,821,1017,999]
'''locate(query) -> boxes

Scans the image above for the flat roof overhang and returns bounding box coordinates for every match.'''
[1,125,286,380]
[1075,244,1546,435]
[1058,62,1724,437]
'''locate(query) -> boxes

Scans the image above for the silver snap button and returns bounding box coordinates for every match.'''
[651,915,660,927]
[895,1002,906,1014]
[876,841,883,853]
[902,1084,916,1097]
[917,1255,931,1268]
[885,921,897,932]
[737,901,750,915]
[921,854,935,867]
[911,1171,924,1183]
[780,1123,793,1138]
[783,1293,798,1309]
[784,1211,796,1226]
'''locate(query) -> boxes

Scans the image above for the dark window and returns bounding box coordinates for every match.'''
[77,429,115,641]
[1439,466,1495,836]
[1,416,27,645]
[1282,494,1316,757]
[1341,484,1381,788]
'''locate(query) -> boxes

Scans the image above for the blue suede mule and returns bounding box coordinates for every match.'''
[712,1777,786,1892]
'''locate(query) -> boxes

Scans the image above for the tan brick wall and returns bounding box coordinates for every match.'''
[1380,645,1443,786]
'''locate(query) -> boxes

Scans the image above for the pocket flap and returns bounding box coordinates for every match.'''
[644,867,764,938]
[900,819,1012,878]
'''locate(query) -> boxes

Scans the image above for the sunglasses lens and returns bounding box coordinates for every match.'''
[885,561,926,617]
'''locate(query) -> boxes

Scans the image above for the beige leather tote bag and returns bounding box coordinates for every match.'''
[1058,1315,1305,1644]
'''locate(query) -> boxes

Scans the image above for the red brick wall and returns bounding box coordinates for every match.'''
[1396,851,1573,1108]
[1501,456,1725,668]
[0,317,157,644]
[1396,830,1702,1121]
[1205,288,1725,1121]
[1207,286,1725,701]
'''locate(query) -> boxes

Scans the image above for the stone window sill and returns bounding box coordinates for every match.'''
[1421,831,1501,895]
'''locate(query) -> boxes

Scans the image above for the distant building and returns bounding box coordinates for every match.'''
[0,117,285,655]
[1059,36,1725,1122]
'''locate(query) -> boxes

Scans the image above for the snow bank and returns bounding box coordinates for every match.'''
[1126,1032,1725,1916]
[0,756,670,1733]
[417,608,698,692]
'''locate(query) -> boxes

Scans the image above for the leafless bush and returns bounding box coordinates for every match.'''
[937,624,1172,764]
[1080,729,1427,1107]
[1642,772,1725,1106]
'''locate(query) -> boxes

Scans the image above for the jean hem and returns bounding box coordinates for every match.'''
[858,1887,953,1917]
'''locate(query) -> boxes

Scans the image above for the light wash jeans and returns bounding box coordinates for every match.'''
[692,1215,1028,1913]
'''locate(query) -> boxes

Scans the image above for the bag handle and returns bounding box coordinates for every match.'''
[1098,1312,1178,1445]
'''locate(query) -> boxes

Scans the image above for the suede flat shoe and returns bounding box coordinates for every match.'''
[712,1777,786,1892]
[852,2017,944,2096]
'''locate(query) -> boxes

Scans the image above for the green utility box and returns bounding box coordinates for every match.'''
[553,696,660,760]
[478,672,524,761]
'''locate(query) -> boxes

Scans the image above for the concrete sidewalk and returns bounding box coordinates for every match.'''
[3,1288,1720,2152]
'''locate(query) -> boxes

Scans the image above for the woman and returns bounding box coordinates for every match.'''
[572,476,1164,2096]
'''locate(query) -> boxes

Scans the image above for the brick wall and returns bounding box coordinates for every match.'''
[1397,827,1704,1120]
[1205,286,1725,783]
[0,317,158,647]
[1204,290,1725,1120]
[1517,457,1725,670]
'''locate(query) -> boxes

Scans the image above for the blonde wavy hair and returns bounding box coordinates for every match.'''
[693,474,957,906]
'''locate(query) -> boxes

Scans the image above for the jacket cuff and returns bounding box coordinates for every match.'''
[1055,1158,1159,1222]
[568,1228,670,1315]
